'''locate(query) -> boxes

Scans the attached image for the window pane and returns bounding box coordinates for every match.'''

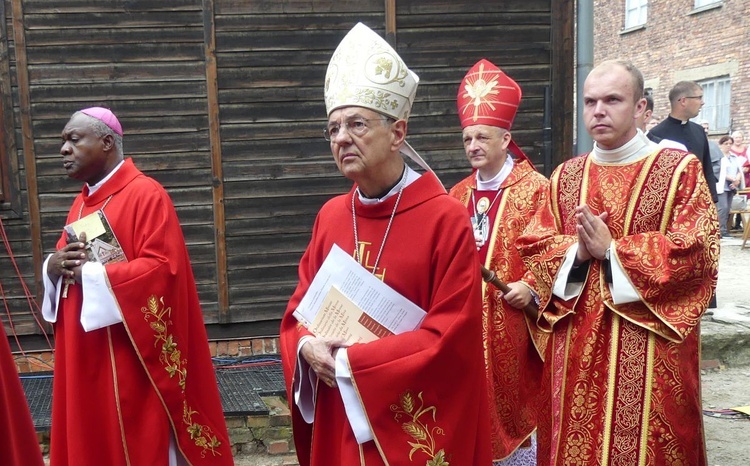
[625,0,648,28]
[695,0,720,7]
[697,76,730,131]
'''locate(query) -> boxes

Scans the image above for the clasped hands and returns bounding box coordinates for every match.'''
[47,232,88,283]
[573,205,612,264]
[300,336,349,389]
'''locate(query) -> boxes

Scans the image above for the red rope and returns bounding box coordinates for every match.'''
[0,217,52,351]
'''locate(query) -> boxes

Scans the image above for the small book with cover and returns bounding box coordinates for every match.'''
[64,210,127,265]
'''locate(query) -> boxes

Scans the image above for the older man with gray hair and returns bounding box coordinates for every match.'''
[280,23,491,466]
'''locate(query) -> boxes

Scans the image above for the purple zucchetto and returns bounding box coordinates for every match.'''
[80,107,123,136]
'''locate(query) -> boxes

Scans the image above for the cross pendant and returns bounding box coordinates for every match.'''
[62,277,75,298]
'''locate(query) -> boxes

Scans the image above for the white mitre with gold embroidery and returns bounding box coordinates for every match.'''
[324,22,419,121]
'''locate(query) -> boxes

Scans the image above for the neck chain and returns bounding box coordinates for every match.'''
[352,169,408,275]
[78,195,114,220]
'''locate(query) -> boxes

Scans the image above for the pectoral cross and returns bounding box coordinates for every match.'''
[62,277,75,298]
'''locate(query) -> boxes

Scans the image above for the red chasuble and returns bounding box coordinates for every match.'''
[50,159,232,466]
[449,158,549,461]
[0,325,44,466]
[280,171,492,466]
[517,149,719,466]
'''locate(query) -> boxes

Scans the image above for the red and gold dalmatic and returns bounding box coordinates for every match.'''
[517,149,719,465]
[449,158,549,461]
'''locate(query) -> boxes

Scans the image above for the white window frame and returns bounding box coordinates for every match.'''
[694,0,721,8]
[624,0,648,29]
[696,76,731,132]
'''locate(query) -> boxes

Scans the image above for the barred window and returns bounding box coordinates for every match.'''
[696,76,731,132]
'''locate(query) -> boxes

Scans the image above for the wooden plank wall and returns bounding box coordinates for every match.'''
[1,0,571,340]
[214,1,386,326]
[9,0,222,333]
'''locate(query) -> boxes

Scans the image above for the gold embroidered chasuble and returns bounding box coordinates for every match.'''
[518,148,719,465]
[449,158,549,461]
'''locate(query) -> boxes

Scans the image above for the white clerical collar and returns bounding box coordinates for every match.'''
[87,159,125,195]
[358,165,420,205]
[591,130,656,164]
[475,155,514,191]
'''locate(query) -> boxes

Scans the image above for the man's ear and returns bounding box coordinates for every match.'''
[391,119,407,150]
[634,97,647,120]
[500,130,512,150]
[101,133,115,152]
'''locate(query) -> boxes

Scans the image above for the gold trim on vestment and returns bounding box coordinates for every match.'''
[390,391,448,464]
[108,326,133,466]
[550,322,573,461]
[141,295,223,457]
[347,356,390,465]
[638,332,656,466]
[601,314,621,465]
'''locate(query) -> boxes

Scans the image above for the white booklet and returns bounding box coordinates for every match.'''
[293,244,427,343]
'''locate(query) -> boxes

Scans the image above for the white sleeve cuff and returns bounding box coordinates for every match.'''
[41,254,61,323]
[293,336,317,424]
[552,245,583,300]
[335,348,373,444]
[608,248,641,304]
[80,262,123,332]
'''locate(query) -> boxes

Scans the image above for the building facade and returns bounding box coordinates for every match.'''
[594,0,749,136]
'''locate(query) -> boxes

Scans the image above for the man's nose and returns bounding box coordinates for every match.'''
[61,141,72,155]
[332,126,353,144]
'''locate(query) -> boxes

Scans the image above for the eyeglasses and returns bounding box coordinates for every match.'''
[684,95,703,100]
[324,117,386,141]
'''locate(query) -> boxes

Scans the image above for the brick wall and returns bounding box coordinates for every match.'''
[593,0,750,135]
[14,337,281,373]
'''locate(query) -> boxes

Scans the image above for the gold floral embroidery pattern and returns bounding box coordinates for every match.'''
[142,295,222,457]
[391,391,448,465]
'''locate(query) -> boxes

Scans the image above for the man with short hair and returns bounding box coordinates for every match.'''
[279,23,491,466]
[518,60,718,465]
[649,80,718,201]
[448,59,548,465]
[42,108,232,466]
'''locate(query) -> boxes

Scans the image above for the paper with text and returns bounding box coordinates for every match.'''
[293,244,426,340]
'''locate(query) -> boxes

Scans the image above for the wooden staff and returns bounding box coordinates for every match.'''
[480,265,539,320]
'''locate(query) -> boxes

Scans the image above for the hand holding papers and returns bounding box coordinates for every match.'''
[294,244,426,344]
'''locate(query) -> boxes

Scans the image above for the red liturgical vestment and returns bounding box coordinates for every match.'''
[49,159,232,466]
[518,149,719,465]
[449,158,549,461]
[281,171,492,466]
[0,324,44,466]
